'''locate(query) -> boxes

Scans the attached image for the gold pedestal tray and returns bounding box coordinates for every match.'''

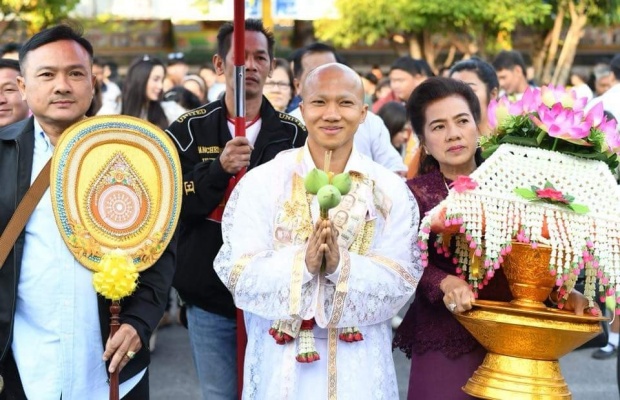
[454,300,605,399]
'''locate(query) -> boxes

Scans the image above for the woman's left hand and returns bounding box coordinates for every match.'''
[561,289,602,316]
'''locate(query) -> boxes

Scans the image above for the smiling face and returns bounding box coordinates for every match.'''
[0,67,29,127]
[17,39,94,135]
[214,30,273,100]
[422,95,478,177]
[146,65,165,102]
[300,64,367,160]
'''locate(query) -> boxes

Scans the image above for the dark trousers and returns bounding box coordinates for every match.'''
[0,351,149,400]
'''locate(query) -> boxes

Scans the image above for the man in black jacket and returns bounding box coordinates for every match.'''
[0,25,175,399]
[166,19,306,400]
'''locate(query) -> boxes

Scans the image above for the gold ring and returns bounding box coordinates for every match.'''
[126,350,136,360]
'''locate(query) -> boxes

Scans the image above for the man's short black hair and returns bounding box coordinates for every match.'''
[492,50,527,77]
[19,24,93,73]
[389,56,434,77]
[0,58,20,73]
[1,42,21,57]
[292,42,342,79]
[216,19,275,62]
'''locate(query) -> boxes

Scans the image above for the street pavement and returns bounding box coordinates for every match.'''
[150,318,619,400]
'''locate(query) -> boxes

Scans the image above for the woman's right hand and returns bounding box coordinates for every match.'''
[440,274,475,314]
[430,205,462,235]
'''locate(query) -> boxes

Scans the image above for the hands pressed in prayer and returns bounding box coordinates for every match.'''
[305,219,340,275]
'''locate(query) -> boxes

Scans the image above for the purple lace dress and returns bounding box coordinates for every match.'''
[393,169,512,400]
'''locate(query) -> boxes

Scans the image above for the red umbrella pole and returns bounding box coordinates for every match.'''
[233,1,247,399]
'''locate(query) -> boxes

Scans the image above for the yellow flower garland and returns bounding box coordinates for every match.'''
[92,249,138,301]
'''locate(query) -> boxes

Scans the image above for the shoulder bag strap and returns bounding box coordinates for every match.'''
[0,159,51,269]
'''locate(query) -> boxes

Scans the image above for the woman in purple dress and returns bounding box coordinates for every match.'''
[393,77,595,399]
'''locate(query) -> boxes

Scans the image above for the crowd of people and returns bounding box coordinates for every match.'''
[0,17,619,400]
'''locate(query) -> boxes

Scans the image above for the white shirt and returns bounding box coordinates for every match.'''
[97,81,122,115]
[586,83,620,123]
[226,117,262,146]
[289,107,407,173]
[13,119,144,400]
[214,146,421,399]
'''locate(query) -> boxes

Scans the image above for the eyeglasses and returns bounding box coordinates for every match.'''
[167,52,184,60]
[264,81,291,90]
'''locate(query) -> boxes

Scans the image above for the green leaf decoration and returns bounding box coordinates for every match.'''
[544,181,554,189]
[569,203,590,214]
[514,188,538,200]
[481,144,500,159]
[499,135,540,147]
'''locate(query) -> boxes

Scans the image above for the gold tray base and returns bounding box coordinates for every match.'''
[463,353,571,399]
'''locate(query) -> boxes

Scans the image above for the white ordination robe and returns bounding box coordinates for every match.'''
[215,146,422,400]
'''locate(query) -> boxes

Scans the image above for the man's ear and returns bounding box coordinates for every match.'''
[16,76,26,101]
[213,54,224,75]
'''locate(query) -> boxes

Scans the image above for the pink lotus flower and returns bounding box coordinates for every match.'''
[535,187,569,203]
[449,176,478,193]
[482,84,619,167]
[517,87,542,114]
[541,84,588,111]
[488,97,511,129]
[530,103,592,145]
[585,102,605,128]
[604,123,620,154]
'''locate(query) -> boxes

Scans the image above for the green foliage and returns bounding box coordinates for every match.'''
[314,0,551,50]
[0,0,79,34]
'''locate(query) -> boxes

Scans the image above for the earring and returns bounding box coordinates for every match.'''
[423,147,430,155]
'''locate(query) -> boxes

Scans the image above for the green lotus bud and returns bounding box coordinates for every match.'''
[317,184,342,210]
[304,168,329,194]
[331,172,352,195]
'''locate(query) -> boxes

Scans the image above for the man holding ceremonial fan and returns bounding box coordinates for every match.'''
[0,25,176,399]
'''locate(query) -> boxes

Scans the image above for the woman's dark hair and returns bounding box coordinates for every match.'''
[164,86,202,111]
[121,56,169,129]
[449,57,499,104]
[407,77,481,174]
[377,101,407,150]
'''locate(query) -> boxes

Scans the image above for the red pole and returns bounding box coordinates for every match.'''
[233,1,247,399]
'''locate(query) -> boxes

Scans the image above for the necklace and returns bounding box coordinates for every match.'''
[442,174,451,193]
